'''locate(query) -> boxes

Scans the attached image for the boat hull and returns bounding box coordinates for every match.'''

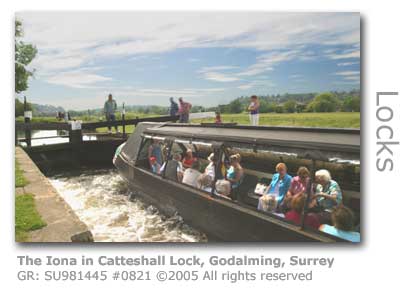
[114,154,336,242]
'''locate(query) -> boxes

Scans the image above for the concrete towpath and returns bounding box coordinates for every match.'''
[15,147,93,242]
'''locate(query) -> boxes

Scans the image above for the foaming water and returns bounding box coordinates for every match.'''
[49,170,207,242]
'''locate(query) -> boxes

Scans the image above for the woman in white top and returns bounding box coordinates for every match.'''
[182,160,202,187]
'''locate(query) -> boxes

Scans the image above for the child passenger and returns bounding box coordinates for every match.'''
[182,148,196,169]
[149,156,161,174]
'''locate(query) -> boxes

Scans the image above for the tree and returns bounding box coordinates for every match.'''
[228,99,242,114]
[259,99,274,113]
[275,105,284,113]
[295,103,307,113]
[283,100,297,113]
[307,93,340,112]
[342,96,360,112]
[15,19,37,93]
[271,101,278,112]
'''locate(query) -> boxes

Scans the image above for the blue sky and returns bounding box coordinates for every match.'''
[17,12,360,110]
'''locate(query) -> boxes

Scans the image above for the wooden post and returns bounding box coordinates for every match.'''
[69,121,83,145]
[122,103,126,138]
[301,159,316,230]
[23,96,32,147]
[69,130,83,144]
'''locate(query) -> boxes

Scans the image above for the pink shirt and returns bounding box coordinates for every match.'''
[288,176,309,195]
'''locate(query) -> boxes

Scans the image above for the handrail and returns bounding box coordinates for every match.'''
[15,115,179,131]
[15,115,179,147]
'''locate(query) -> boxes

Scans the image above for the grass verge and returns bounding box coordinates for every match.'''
[15,194,46,242]
[192,112,360,128]
[15,160,28,187]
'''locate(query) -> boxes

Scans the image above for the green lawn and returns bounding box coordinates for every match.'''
[15,194,46,242]
[94,112,359,134]
[192,112,360,128]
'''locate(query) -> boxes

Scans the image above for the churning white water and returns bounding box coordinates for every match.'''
[49,170,207,242]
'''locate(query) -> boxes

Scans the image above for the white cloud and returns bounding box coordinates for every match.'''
[334,71,360,76]
[198,66,239,73]
[45,70,112,88]
[19,12,360,73]
[201,72,241,82]
[344,76,360,81]
[237,50,297,76]
[327,48,360,60]
[106,87,227,98]
[197,66,241,82]
[17,12,360,106]
[333,70,360,84]
[237,84,254,90]
[337,61,359,66]
[237,80,275,90]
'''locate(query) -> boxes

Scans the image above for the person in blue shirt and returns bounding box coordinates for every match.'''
[258,163,292,212]
[169,97,179,117]
[103,94,118,133]
[320,206,360,242]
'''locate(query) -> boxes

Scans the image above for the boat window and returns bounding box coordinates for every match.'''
[136,135,167,174]
[225,145,360,192]
[221,144,360,235]
[162,139,216,194]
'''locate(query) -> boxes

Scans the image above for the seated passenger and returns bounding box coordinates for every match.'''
[319,206,360,242]
[310,169,343,224]
[281,166,311,212]
[148,139,163,166]
[258,193,278,213]
[149,156,161,174]
[285,194,320,229]
[197,173,213,193]
[162,153,184,182]
[182,148,196,169]
[257,163,292,212]
[182,160,202,187]
[226,154,244,191]
[205,153,216,180]
[215,179,232,198]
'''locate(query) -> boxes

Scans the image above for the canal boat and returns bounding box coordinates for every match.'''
[113,122,360,242]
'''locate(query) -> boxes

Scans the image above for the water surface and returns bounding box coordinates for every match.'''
[49,170,207,242]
